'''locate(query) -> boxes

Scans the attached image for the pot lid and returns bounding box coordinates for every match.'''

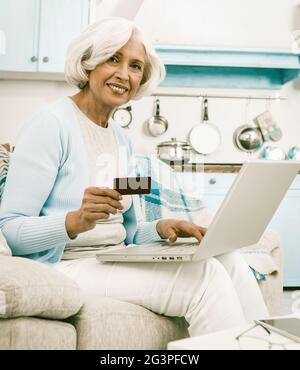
[157,137,191,148]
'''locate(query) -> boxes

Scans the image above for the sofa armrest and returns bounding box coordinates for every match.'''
[0,256,83,319]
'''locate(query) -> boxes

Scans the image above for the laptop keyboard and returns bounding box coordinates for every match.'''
[126,242,199,253]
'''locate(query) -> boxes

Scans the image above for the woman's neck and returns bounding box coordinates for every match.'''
[70,90,112,128]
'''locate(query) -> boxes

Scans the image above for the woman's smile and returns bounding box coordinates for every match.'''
[106,83,129,95]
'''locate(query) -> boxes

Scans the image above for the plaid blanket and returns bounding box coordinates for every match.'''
[0,145,10,204]
[135,155,207,223]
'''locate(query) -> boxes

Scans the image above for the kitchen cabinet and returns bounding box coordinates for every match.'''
[199,172,300,287]
[0,0,38,72]
[156,46,300,90]
[0,0,90,73]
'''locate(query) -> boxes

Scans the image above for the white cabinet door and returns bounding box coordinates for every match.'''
[200,173,236,213]
[0,0,89,73]
[38,0,90,73]
[0,0,39,72]
[270,179,300,287]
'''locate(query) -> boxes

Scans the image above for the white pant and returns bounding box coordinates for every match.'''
[54,252,268,336]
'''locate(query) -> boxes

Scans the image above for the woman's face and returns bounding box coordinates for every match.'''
[88,37,147,109]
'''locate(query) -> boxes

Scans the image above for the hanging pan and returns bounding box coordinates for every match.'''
[189,98,221,155]
[234,125,264,153]
[234,98,264,153]
[146,98,168,137]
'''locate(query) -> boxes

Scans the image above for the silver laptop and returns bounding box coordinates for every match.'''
[96,160,300,263]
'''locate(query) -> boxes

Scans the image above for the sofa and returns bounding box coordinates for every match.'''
[0,229,283,350]
[0,254,188,350]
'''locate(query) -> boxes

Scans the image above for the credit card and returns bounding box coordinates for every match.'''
[113,176,151,195]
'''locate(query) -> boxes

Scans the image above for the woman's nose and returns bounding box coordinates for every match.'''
[114,64,129,81]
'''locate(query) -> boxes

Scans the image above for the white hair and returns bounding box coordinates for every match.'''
[64,17,166,99]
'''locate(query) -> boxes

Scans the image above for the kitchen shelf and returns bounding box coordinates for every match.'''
[155,45,300,90]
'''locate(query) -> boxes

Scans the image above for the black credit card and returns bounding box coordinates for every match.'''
[114,176,151,195]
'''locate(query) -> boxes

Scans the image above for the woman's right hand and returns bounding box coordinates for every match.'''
[65,187,124,239]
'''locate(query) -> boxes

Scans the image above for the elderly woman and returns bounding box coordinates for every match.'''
[0,18,268,336]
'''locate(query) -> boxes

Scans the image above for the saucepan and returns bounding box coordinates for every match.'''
[146,99,168,137]
[157,138,193,162]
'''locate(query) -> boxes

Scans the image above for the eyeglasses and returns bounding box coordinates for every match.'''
[235,323,300,350]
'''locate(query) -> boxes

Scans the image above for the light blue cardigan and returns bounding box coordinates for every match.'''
[0,97,161,264]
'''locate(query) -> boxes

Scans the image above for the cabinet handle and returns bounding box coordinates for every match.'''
[30,56,38,62]
[42,56,49,63]
[209,178,217,185]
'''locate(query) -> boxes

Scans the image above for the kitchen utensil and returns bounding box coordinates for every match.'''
[189,98,221,155]
[253,110,282,142]
[269,126,283,142]
[264,99,282,142]
[234,98,264,153]
[157,137,192,162]
[288,146,300,160]
[146,99,168,137]
[234,124,264,153]
[112,105,132,128]
[260,145,286,160]
[253,110,273,141]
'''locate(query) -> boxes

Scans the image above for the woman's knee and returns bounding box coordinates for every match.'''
[183,258,242,302]
[185,257,231,282]
[217,251,250,275]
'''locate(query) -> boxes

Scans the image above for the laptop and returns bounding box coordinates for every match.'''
[96,160,300,263]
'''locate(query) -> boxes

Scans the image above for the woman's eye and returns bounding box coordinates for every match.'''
[109,56,118,63]
[132,63,142,71]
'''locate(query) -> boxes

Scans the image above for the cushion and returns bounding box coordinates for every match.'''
[69,295,189,350]
[0,231,11,256]
[240,229,280,275]
[257,246,283,316]
[0,317,76,350]
[0,256,83,319]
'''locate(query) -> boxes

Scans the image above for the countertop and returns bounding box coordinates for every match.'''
[169,162,300,174]
[169,162,243,173]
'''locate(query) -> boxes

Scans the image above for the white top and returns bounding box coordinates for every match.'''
[63,101,132,259]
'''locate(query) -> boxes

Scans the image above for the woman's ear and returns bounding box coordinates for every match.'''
[140,61,150,85]
[79,78,89,90]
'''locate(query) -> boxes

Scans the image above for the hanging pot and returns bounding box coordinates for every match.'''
[157,138,192,162]
[234,124,264,153]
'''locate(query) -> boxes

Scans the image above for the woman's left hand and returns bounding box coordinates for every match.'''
[156,219,207,243]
